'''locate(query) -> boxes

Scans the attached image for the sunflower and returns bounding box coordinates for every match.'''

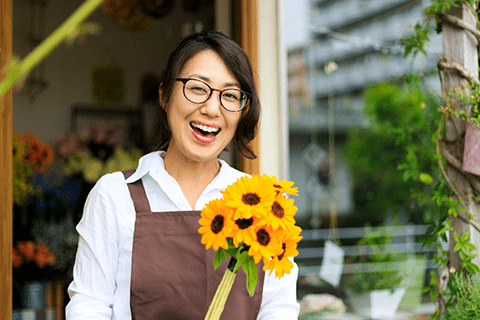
[263,226,302,278]
[231,215,264,247]
[222,175,275,220]
[264,193,297,230]
[263,174,298,196]
[198,199,234,251]
[248,225,283,263]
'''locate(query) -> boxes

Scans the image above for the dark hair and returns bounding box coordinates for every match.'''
[155,31,260,159]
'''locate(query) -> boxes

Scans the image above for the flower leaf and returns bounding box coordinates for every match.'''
[243,258,258,297]
[233,248,250,273]
[213,247,229,270]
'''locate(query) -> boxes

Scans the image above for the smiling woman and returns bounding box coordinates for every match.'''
[65,31,300,320]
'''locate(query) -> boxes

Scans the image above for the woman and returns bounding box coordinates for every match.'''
[66,31,299,319]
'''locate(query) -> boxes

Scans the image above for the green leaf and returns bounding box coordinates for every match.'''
[462,232,471,243]
[419,172,433,184]
[243,258,258,297]
[234,248,251,273]
[454,232,461,243]
[213,248,229,270]
[454,242,461,252]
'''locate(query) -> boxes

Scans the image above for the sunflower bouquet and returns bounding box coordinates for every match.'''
[198,174,302,320]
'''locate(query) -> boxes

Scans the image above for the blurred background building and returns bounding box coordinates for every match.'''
[284,0,442,226]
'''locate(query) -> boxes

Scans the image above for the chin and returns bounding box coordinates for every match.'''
[184,148,222,163]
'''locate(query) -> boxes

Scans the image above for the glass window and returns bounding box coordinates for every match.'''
[281,0,441,317]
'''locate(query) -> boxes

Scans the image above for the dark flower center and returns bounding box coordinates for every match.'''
[271,201,284,218]
[235,217,253,229]
[242,192,260,206]
[257,228,271,246]
[210,215,224,234]
[278,243,287,260]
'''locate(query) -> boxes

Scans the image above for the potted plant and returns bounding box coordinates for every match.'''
[12,241,57,310]
[344,224,406,319]
[441,272,480,319]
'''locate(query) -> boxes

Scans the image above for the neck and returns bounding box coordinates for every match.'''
[162,151,221,188]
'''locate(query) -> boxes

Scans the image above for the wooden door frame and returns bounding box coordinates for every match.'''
[1,0,13,318]
[236,0,259,175]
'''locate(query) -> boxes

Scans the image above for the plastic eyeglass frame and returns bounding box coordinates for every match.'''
[175,78,250,112]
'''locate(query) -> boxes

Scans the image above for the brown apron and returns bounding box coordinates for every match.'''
[123,170,265,320]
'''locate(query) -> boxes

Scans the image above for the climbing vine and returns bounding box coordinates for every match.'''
[401,0,480,318]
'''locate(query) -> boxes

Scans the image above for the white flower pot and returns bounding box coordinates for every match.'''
[22,281,47,310]
[347,288,406,319]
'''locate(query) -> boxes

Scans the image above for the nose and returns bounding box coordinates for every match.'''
[200,90,222,117]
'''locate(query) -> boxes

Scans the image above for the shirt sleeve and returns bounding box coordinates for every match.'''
[66,175,120,319]
[257,258,300,319]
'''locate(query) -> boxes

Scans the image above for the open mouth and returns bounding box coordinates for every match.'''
[190,122,221,139]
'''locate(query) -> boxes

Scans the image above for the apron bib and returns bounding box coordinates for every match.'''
[123,170,265,320]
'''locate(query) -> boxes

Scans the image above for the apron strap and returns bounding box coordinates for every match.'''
[122,169,151,213]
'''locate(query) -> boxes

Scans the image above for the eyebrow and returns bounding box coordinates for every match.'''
[189,74,240,88]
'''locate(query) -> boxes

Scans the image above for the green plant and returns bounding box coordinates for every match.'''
[400,1,480,318]
[402,0,477,60]
[441,272,480,319]
[445,81,480,128]
[346,82,439,225]
[345,224,406,294]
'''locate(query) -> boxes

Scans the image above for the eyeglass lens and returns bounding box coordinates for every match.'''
[183,79,247,111]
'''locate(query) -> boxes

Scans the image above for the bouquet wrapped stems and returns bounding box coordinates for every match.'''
[204,258,237,320]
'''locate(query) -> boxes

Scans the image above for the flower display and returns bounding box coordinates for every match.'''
[56,123,143,184]
[12,241,57,282]
[13,132,54,205]
[198,174,302,320]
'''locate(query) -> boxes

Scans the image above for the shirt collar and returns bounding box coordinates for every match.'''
[125,151,246,192]
[125,151,164,184]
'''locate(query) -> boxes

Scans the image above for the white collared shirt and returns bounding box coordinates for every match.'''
[66,151,300,319]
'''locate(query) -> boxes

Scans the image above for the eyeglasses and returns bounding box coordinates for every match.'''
[175,78,250,112]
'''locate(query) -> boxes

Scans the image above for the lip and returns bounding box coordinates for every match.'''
[190,121,220,130]
[190,121,220,144]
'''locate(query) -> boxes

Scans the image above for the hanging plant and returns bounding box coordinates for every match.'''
[102,0,157,33]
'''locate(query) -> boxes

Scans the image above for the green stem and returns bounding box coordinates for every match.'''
[0,0,104,98]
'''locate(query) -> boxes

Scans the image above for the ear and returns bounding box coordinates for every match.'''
[158,83,166,110]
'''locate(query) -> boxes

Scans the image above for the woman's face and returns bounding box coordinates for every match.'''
[162,50,242,164]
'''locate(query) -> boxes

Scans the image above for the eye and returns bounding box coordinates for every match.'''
[222,90,241,101]
[186,80,209,95]
[189,85,208,94]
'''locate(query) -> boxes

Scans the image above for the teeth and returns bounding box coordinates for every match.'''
[191,122,219,133]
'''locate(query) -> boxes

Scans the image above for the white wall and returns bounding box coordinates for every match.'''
[258,0,285,179]
[13,0,214,146]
